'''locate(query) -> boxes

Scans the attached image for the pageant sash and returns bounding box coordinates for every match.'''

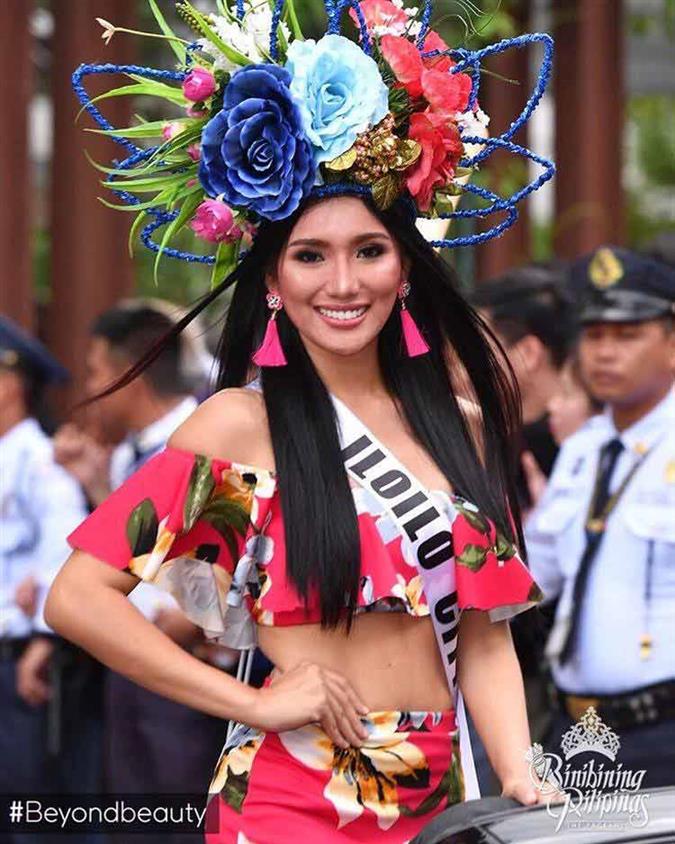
[332,395,481,800]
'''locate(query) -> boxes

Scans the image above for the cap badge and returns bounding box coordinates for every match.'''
[589,248,624,289]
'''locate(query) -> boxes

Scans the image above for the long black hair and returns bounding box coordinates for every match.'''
[98,194,524,629]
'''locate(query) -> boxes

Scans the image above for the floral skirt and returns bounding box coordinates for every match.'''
[204,708,465,843]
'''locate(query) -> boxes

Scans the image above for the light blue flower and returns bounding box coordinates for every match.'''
[285,34,389,164]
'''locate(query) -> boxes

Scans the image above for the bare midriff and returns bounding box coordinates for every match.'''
[257,611,454,712]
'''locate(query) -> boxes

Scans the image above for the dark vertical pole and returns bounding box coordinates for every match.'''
[47,0,136,405]
[0,0,34,330]
[553,0,624,258]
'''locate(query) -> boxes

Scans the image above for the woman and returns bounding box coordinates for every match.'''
[53,1,558,835]
[46,192,547,842]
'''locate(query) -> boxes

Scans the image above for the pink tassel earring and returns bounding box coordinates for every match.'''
[253,292,287,367]
[398,282,429,357]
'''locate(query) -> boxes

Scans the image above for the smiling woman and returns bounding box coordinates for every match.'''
[50,0,556,840]
[48,191,546,842]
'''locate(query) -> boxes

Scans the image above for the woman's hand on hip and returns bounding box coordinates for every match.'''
[249,660,369,748]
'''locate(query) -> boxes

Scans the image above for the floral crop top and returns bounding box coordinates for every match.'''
[67,446,543,648]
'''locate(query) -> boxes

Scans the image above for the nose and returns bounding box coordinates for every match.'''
[324,254,361,299]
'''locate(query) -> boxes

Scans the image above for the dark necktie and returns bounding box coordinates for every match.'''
[558,437,624,665]
[127,440,162,479]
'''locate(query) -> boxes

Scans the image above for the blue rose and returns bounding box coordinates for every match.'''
[285,34,390,165]
[198,64,315,221]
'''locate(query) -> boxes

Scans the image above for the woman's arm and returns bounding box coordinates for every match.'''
[45,542,369,748]
[45,551,259,722]
[457,609,542,805]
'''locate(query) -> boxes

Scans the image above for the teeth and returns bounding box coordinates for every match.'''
[318,307,367,320]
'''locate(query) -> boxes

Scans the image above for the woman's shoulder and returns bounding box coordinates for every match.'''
[168,387,276,471]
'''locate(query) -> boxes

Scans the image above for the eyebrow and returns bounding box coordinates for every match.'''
[287,232,391,248]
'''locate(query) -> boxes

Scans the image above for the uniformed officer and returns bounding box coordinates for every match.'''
[525,247,675,786]
[0,317,93,824]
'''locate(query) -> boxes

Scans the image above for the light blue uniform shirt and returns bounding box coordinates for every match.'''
[0,418,88,636]
[109,397,198,621]
[525,387,675,695]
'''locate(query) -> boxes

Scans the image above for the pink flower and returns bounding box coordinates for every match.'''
[182,67,216,102]
[161,122,182,142]
[187,143,201,162]
[420,30,454,73]
[380,35,424,98]
[381,34,472,114]
[405,111,463,211]
[350,0,407,34]
[421,68,472,116]
[190,199,240,243]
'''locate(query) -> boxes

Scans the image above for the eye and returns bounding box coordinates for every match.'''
[293,249,323,264]
[357,243,386,259]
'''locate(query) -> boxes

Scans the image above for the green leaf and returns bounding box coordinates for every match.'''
[148,0,186,63]
[494,532,516,561]
[178,1,250,67]
[210,240,239,289]
[456,543,488,572]
[184,455,216,531]
[528,582,545,603]
[86,122,182,140]
[128,210,147,258]
[284,0,304,40]
[77,80,185,123]
[126,499,159,557]
[102,171,190,193]
[129,74,188,104]
[455,502,489,534]
[399,767,449,817]
[152,191,205,285]
[202,497,251,539]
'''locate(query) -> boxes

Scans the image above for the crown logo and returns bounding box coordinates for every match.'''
[560,706,621,761]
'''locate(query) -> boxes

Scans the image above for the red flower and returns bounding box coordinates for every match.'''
[420,30,454,72]
[421,68,472,116]
[350,0,408,34]
[380,35,424,99]
[405,111,463,211]
[381,34,472,114]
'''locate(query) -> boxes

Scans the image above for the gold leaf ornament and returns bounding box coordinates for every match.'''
[393,139,421,171]
[372,173,402,210]
[325,147,358,172]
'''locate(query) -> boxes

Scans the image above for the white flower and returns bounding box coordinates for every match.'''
[199,9,290,72]
[456,107,490,139]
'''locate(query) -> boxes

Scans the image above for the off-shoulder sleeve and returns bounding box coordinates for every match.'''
[67,446,268,644]
[451,499,544,622]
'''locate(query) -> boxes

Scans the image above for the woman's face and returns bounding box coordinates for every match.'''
[267,197,409,359]
[547,360,595,446]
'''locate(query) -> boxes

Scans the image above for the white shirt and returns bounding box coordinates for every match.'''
[525,387,675,694]
[0,418,88,636]
[110,398,198,621]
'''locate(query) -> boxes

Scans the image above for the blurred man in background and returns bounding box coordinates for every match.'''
[527,247,675,786]
[53,300,224,842]
[470,263,577,510]
[0,316,95,842]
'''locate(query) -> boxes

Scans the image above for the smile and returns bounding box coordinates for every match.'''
[316,306,369,323]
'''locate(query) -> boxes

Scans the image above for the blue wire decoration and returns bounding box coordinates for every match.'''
[72,3,555,264]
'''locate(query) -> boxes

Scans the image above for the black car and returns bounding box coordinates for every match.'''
[411,790,675,844]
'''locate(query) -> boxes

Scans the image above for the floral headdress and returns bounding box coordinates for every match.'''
[74,0,554,283]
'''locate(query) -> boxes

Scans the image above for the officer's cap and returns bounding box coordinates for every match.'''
[0,316,69,384]
[570,246,675,324]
